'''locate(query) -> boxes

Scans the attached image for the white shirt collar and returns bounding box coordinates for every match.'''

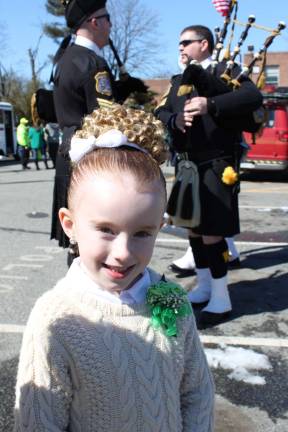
[69,258,150,305]
[119,270,150,305]
[201,57,212,70]
[74,35,103,58]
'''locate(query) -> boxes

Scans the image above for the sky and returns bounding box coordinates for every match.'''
[1,0,288,85]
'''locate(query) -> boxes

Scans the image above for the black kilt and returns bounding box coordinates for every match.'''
[191,156,240,237]
[50,152,71,248]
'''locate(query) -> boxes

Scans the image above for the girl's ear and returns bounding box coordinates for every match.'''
[58,207,74,239]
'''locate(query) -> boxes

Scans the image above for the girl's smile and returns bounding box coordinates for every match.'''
[102,263,135,280]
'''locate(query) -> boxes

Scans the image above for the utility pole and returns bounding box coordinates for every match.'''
[0,63,6,99]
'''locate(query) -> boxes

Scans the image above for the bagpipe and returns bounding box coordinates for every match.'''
[108,38,148,104]
[177,0,286,134]
[31,36,148,126]
[166,1,285,227]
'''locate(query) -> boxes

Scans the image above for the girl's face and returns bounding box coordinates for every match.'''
[60,171,165,293]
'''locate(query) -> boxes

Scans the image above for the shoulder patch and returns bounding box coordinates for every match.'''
[94,71,112,96]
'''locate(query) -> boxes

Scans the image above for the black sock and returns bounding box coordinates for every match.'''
[205,239,229,279]
[189,237,208,268]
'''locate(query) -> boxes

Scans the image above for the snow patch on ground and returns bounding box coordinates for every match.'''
[205,345,272,385]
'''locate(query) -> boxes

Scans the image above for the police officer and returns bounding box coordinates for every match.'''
[155,25,262,328]
[51,0,146,264]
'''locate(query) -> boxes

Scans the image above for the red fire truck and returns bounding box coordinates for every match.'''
[241,87,288,172]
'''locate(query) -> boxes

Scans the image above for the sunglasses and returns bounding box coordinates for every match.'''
[87,13,111,23]
[179,39,203,47]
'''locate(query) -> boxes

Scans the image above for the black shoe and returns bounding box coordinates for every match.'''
[197,310,231,329]
[228,257,241,269]
[168,263,196,276]
[190,300,209,309]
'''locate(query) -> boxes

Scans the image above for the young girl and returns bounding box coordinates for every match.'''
[14,105,214,431]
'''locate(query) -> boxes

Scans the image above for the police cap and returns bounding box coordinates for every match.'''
[63,0,107,30]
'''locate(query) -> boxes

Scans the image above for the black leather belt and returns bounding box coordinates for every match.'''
[178,149,231,163]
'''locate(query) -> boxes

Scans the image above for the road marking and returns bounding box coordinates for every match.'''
[156,238,288,247]
[0,275,28,280]
[200,335,288,348]
[0,324,26,333]
[166,174,288,194]
[239,205,288,210]
[20,255,53,262]
[3,263,43,271]
[243,188,288,193]
[1,324,287,348]
[156,238,187,243]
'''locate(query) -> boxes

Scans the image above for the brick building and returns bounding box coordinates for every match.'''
[145,52,288,102]
[243,51,288,87]
[144,78,170,103]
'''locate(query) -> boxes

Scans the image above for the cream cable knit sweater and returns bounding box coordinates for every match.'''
[14,264,214,432]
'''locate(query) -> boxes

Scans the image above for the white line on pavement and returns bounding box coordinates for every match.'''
[239,205,288,210]
[0,324,26,333]
[1,324,287,348]
[156,238,288,246]
[200,335,288,348]
[0,275,28,280]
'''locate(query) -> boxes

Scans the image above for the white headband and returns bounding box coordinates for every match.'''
[69,129,148,163]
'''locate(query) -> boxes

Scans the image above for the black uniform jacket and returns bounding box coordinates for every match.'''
[154,62,263,158]
[53,44,131,131]
[51,43,133,247]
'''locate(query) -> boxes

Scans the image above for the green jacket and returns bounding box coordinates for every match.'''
[28,127,45,150]
[17,124,30,147]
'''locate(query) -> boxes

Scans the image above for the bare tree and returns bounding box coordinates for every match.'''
[0,30,46,118]
[0,69,38,119]
[104,0,163,77]
[43,0,164,77]
[0,22,9,97]
[0,21,8,53]
[28,34,50,93]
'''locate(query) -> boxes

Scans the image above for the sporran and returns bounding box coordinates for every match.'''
[167,160,201,228]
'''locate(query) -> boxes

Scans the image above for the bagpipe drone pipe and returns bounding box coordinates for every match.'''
[177,0,286,134]
[108,38,148,104]
[166,3,285,226]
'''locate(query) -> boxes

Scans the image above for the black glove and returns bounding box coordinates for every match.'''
[180,63,231,97]
[125,76,148,94]
[58,126,77,160]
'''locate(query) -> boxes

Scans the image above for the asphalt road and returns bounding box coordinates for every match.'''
[0,161,287,431]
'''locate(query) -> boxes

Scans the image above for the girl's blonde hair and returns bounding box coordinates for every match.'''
[68,105,168,208]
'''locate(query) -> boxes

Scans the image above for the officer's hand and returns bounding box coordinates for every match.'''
[182,100,195,128]
[175,113,186,132]
[185,97,207,116]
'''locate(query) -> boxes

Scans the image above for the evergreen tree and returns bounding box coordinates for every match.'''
[44,0,67,43]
